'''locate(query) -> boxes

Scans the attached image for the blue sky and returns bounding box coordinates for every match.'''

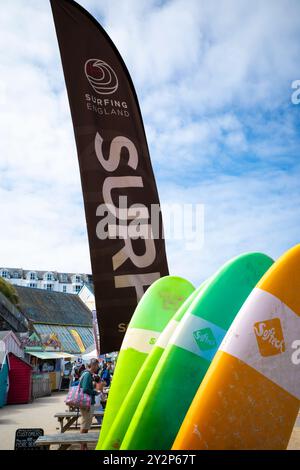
[0,0,300,286]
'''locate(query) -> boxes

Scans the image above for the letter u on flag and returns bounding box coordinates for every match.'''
[50,0,169,353]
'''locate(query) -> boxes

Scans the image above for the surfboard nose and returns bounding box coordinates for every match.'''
[257,244,300,316]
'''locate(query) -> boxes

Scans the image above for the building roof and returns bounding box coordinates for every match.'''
[8,352,32,368]
[0,331,9,341]
[84,342,96,355]
[33,324,94,354]
[15,286,93,326]
[0,268,93,285]
[0,330,21,345]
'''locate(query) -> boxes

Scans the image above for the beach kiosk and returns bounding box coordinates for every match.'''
[7,353,32,405]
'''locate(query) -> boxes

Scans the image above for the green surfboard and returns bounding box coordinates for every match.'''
[120,252,274,450]
[96,275,195,448]
[100,281,208,450]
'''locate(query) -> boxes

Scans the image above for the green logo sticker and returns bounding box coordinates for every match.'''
[149,337,157,345]
[193,328,217,351]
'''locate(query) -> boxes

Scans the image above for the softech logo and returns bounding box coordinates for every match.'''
[193,328,217,351]
[85,59,118,95]
[254,318,285,357]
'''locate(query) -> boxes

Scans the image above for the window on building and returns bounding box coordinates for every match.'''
[74,285,81,294]
[45,284,54,291]
[1,270,9,279]
[46,273,53,281]
[75,275,81,283]
[29,283,37,288]
[62,274,68,283]
[13,272,19,279]
[30,272,36,280]
[63,285,67,293]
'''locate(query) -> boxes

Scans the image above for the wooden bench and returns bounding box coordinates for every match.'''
[35,432,99,450]
[55,411,104,433]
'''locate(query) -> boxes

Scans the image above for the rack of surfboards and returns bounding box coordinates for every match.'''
[96,244,300,450]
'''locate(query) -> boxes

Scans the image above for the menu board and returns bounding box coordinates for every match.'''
[14,428,44,450]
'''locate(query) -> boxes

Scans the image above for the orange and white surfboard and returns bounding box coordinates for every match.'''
[173,244,300,450]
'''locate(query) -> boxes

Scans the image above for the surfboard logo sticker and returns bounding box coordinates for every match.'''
[193,328,217,351]
[253,318,286,357]
[149,337,157,345]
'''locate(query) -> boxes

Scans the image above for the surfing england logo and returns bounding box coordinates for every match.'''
[193,328,217,351]
[85,59,119,95]
[253,318,285,357]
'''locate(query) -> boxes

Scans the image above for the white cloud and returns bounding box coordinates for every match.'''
[96,0,300,112]
[162,166,300,285]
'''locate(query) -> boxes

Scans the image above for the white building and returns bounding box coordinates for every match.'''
[78,283,95,312]
[0,268,93,295]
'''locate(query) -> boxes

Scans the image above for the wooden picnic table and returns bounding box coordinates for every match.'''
[55,410,104,433]
[35,432,99,450]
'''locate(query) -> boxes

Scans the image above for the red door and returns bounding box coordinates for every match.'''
[7,353,32,404]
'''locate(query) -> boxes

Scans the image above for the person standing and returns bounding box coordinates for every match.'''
[79,358,100,450]
[101,362,111,387]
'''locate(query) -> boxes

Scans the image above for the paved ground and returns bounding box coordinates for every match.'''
[0,391,299,450]
[0,391,98,450]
